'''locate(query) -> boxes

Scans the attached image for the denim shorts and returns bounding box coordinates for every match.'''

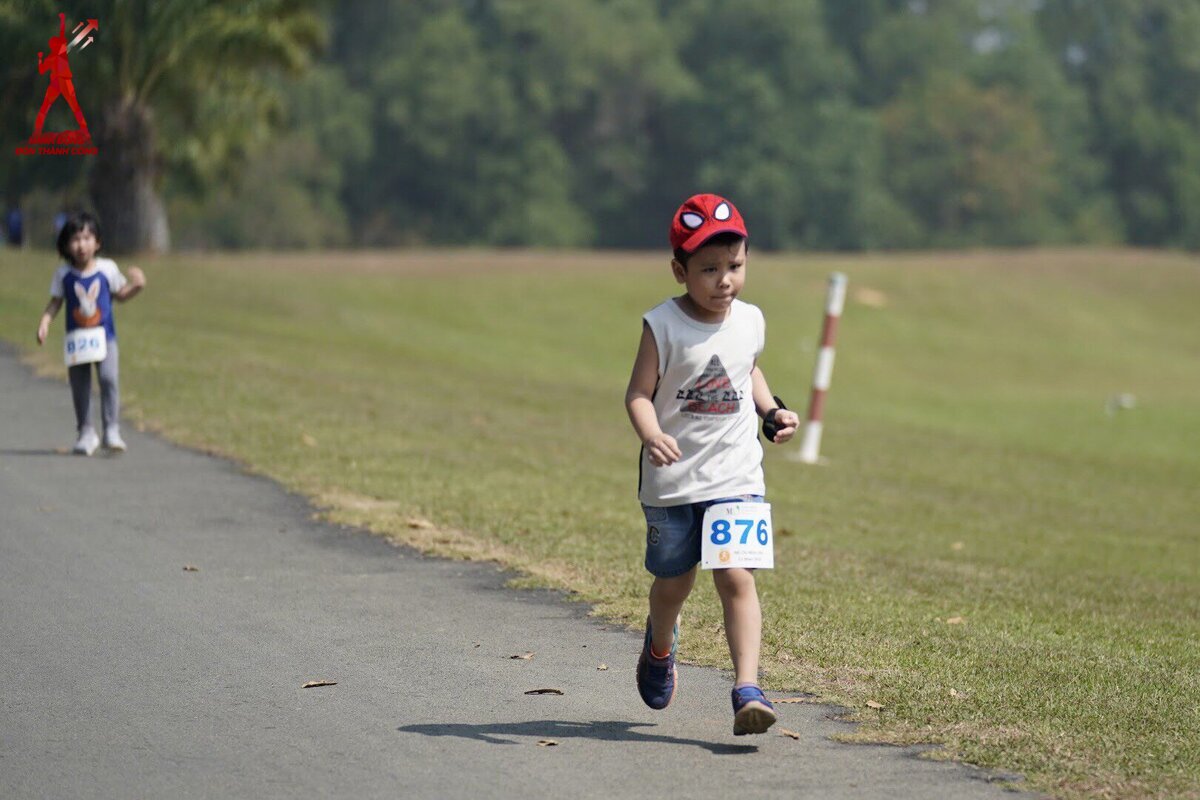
[642,495,765,578]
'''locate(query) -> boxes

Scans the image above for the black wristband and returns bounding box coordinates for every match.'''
[761,395,788,442]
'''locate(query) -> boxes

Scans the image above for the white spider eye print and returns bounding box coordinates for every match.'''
[714,202,731,221]
[681,211,704,229]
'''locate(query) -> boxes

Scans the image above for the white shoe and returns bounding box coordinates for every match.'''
[103,427,127,452]
[73,428,100,456]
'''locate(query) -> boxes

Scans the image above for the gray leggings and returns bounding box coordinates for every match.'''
[68,339,119,433]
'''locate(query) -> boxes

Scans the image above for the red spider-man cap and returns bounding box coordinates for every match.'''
[669,193,748,254]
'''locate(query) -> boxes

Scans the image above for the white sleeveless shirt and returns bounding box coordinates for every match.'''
[639,298,766,506]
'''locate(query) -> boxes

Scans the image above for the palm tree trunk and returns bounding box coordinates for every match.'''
[88,98,170,254]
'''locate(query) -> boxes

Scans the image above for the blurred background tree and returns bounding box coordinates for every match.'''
[1039,0,1200,248]
[2,0,322,253]
[4,0,1200,251]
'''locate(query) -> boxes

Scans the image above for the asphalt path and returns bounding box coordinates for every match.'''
[0,348,1033,799]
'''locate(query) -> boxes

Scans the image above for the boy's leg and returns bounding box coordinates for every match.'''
[68,362,100,455]
[68,361,93,432]
[642,503,703,654]
[648,566,697,655]
[712,567,761,685]
[638,503,701,709]
[714,567,776,734]
[97,341,120,434]
[638,568,694,709]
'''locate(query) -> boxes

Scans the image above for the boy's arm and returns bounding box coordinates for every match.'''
[751,366,800,443]
[625,322,681,466]
[36,297,63,345]
[113,266,146,302]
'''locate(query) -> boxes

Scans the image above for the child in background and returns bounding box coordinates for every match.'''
[624,193,800,735]
[36,212,145,455]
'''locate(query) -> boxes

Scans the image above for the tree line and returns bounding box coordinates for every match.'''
[4,0,1200,252]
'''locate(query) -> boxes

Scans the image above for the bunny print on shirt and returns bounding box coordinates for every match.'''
[72,279,102,327]
[49,258,128,341]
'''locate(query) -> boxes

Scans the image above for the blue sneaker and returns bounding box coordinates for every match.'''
[636,616,678,710]
[731,685,777,735]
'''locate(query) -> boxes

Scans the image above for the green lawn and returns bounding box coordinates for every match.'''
[2,247,1197,799]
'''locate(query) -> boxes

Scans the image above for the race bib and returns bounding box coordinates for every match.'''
[700,502,774,569]
[64,326,106,367]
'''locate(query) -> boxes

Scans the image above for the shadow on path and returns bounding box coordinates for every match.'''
[397,719,759,755]
[0,448,70,457]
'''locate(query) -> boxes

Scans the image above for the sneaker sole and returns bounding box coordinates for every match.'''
[733,701,777,735]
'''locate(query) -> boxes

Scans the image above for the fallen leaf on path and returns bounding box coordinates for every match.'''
[301,433,317,447]
[182,565,200,572]
[302,680,337,688]
[779,728,802,740]
[537,739,558,747]
[866,700,885,710]
[406,518,434,529]
[510,652,535,660]
[776,697,814,704]
[945,616,965,625]
[524,688,563,695]
[597,664,608,671]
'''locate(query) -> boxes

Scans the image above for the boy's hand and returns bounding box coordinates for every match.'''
[36,317,49,345]
[127,266,146,288]
[765,409,801,443]
[643,432,682,466]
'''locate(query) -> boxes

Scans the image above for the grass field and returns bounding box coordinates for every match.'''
[2,247,1197,798]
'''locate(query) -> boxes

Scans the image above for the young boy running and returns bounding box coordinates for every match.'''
[624,193,800,735]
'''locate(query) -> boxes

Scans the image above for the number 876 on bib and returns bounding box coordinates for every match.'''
[700,502,774,570]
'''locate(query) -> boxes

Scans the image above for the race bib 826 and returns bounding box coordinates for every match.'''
[64,326,106,367]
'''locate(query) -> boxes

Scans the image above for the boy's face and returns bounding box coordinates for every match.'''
[67,227,99,267]
[671,239,747,320]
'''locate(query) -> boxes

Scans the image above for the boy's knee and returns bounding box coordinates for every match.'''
[653,567,698,598]
[713,568,756,596]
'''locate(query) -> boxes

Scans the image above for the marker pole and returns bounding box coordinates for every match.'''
[794,273,846,464]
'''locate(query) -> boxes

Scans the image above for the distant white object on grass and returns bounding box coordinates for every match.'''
[853,287,888,309]
[1105,393,1137,416]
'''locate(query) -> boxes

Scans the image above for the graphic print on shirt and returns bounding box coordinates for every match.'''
[677,354,743,416]
[71,279,101,327]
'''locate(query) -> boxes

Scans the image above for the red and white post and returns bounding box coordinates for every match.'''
[794,272,847,464]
